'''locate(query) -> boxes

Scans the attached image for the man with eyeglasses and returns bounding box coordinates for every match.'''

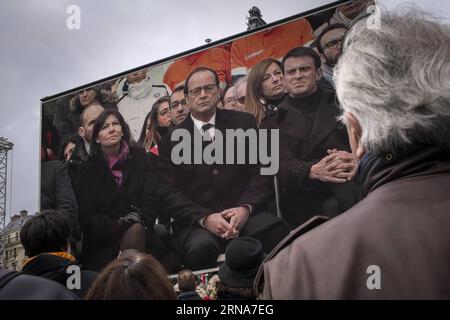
[169,85,189,126]
[158,66,290,270]
[316,24,347,92]
[261,46,361,229]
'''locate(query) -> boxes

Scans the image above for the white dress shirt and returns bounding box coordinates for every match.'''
[191,113,216,140]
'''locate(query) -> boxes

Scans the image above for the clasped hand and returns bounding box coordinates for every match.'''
[309,149,358,183]
[203,206,250,240]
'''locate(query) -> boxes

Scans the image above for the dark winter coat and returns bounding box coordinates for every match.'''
[41,160,80,237]
[0,268,79,300]
[261,88,362,228]
[177,291,203,300]
[158,109,288,246]
[21,253,97,299]
[76,146,208,271]
[257,146,450,299]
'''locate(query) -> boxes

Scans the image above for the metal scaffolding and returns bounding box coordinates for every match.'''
[0,137,14,264]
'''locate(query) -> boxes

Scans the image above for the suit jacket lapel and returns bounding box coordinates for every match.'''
[177,114,202,161]
[215,108,230,133]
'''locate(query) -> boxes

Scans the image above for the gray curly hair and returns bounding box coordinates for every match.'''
[334,6,450,154]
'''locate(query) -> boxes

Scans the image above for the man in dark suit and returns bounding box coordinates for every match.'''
[261,47,361,228]
[159,67,289,270]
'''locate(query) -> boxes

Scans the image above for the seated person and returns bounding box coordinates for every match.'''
[261,47,362,228]
[244,58,286,126]
[158,67,290,270]
[76,109,210,272]
[114,69,170,141]
[136,96,172,155]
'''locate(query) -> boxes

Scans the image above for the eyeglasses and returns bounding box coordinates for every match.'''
[189,84,217,97]
[236,96,245,105]
[322,37,344,50]
[224,97,236,105]
[170,99,187,109]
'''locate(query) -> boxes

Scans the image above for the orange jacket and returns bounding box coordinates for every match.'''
[231,18,314,77]
[163,47,231,91]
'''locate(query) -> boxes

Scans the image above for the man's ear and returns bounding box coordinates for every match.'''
[78,126,85,138]
[185,97,193,110]
[346,112,365,159]
[315,67,323,81]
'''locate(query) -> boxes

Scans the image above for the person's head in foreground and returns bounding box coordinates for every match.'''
[335,6,450,160]
[85,251,176,300]
[20,210,72,257]
[217,237,265,300]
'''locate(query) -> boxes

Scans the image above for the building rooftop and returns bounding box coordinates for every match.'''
[4,210,32,233]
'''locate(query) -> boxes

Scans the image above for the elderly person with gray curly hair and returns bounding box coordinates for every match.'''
[255,6,450,299]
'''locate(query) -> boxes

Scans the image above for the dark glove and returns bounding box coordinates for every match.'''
[118,211,142,225]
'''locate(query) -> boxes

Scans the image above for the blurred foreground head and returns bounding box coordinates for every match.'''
[335,6,450,157]
[85,252,176,300]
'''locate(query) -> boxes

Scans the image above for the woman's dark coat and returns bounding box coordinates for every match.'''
[76,146,208,271]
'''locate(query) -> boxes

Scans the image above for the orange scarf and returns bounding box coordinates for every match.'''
[23,252,76,267]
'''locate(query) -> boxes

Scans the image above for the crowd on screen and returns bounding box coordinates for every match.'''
[3,1,450,300]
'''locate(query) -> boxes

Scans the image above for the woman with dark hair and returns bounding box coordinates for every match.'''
[85,251,176,300]
[137,96,171,155]
[244,58,286,126]
[76,109,206,271]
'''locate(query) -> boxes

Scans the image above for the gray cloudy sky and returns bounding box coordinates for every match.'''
[0,0,449,223]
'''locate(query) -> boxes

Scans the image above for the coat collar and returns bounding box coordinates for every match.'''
[362,145,450,195]
[181,108,231,130]
[277,90,341,153]
[93,146,135,189]
[176,108,232,142]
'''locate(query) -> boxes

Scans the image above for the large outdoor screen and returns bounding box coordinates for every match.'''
[40,0,372,273]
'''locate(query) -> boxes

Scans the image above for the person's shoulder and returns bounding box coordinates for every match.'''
[129,145,146,157]
[208,47,230,55]
[0,273,79,300]
[218,108,255,126]
[129,146,151,165]
[77,153,100,176]
[80,268,98,284]
[261,100,290,128]
[152,84,170,96]
[260,110,281,129]
[41,160,65,171]
[319,87,338,106]
[262,198,375,267]
[161,117,192,146]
